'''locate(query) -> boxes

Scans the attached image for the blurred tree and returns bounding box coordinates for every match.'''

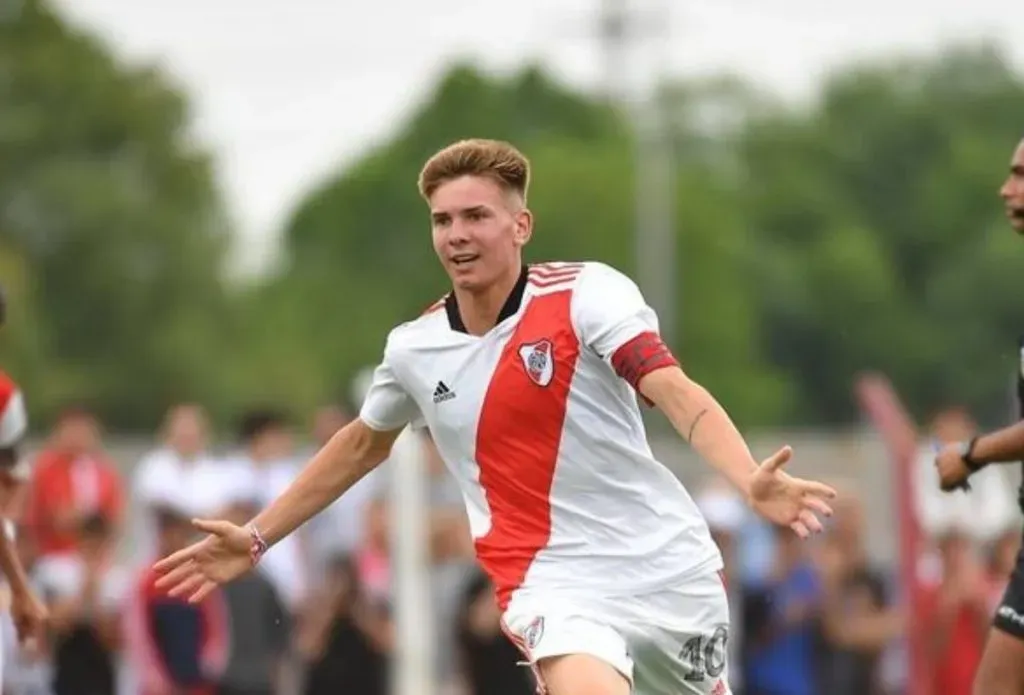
[273,46,1024,427]
[253,63,786,425]
[7,0,1022,431]
[741,44,1024,424]
[0,0,233,429]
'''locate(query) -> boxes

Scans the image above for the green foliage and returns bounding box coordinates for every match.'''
[264,45,1024,428]
[7,0,1024,430]
[741,43,1024,423]
[248,64,792,425]
[0,0,233,429]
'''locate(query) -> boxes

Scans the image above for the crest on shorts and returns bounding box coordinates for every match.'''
[519,340,554,387]
[523,616,545,650]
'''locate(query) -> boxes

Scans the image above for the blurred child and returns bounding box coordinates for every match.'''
[124,499,227,695]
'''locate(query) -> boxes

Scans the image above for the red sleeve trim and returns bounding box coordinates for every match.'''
[0,372,14,412]
[610,331,679,404]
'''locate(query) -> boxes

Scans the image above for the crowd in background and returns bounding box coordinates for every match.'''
[0,402,1018,695]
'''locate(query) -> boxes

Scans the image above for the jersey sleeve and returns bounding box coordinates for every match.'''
[0,381,27,449]
[0,376,30,481]
[359,331,425,432]
[572,262,661,361]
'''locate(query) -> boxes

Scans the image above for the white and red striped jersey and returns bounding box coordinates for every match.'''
[360,261,721,609]
[0,373,27,451]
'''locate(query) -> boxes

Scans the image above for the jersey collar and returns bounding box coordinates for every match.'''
[445,265,529,334]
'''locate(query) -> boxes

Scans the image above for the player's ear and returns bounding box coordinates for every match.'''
[513,208,533,248]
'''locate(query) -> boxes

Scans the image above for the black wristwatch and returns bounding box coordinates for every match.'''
[960,436,985,472]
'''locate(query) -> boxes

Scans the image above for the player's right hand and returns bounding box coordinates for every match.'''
[934,443,971,492]
[153,518,252,603]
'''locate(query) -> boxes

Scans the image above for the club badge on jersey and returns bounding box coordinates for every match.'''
[519,340,555,387]
[522,616,545,651]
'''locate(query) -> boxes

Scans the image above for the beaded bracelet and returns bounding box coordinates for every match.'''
[246,523,269,566]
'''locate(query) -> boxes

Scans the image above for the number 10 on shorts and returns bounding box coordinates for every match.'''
[679,625,728,683]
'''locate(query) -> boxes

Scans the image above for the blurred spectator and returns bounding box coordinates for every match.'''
[455,570,532,695]
[814,490,902,695]
[355,433,474,687]
[694,479,746,693]
[356,497,391,608]
[26,409,123,558]
[123,501,228,695]
[736,512,777,591]
[743,526,820,695]
[915,407,1017,545]
[226,410,308,615]
[35,514,126,695]
[303,405,382,587]
[412,434,475,687]
[297,556,389,695]
[133,405,221,559]
[2,526,51,695]
[214,488,289,695]
[920,527,989,695]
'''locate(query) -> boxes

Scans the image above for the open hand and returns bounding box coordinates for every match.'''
[748,446,837,538]
[153,519,253,603]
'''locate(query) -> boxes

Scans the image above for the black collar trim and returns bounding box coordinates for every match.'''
[445,265,529,334]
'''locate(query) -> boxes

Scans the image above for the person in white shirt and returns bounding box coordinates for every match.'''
[915,406,1017,545]
[153,139,835,695]
[221,410,308,615]
[133,404,223,559]
[303,405,383,586]
[0,285,49,689]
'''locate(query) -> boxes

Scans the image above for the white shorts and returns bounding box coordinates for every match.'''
[501,570,732,695]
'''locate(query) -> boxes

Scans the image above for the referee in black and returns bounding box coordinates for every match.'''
[935,136,1024,695]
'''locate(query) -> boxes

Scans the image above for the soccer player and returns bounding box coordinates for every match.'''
[0,284,48,677]
[154,139,836,695]
[935,137,1024,695]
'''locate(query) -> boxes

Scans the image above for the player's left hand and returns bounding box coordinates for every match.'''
[747,446,837,539]
[10,586,47,645]
[934,443,972,492]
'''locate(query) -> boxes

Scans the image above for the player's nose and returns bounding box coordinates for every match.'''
[446,220,471,245]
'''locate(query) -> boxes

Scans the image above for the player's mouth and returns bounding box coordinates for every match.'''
[1007,206,1024,231]
[450,253,480,267]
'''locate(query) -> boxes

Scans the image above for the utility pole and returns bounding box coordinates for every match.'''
[596,0,678,344]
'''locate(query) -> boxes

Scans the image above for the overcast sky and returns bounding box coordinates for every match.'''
[55,0,1021,276]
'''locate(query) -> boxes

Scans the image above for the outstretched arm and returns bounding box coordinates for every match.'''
[157,334,420,602]
[250,419,401,546]
[638,364,834,536]
[935,420,1024,491]
[963,421,1024,466]
[637,364,757,496]
[571,262,834,535]
[156,419,403,602]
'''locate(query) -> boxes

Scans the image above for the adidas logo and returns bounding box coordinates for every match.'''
[432,381,456,404]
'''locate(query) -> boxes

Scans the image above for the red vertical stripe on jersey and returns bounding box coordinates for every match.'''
[474,290,580,610]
